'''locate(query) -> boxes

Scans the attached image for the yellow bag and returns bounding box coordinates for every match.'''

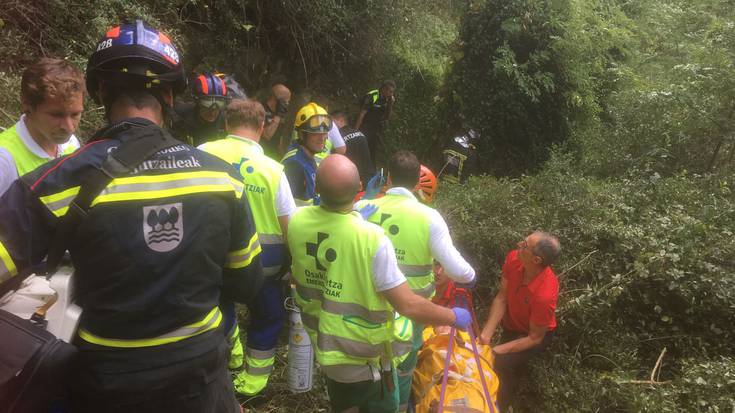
[412,327,499,413]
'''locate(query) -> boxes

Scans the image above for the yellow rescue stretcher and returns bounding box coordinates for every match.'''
[412,327,499,413]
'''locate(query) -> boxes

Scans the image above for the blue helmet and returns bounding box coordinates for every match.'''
[192,72,228,99]
[86,20,186,104]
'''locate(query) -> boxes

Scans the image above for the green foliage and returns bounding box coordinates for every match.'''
[436,154,735,411]
[381,4,460,161]
[575,0,735,176]
[0,73,21,129]
[1,1,734,410]
[517,354,735,412]
[0,0,460,147]
[444,0,632,174]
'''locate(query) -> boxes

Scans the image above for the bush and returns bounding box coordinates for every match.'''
[0,0,461,148]
[442,0,632,175]
[435,154,735,410]
[574,0,735,177]
[515,354,735,411]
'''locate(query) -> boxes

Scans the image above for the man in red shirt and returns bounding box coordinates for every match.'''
[479,231,561,412]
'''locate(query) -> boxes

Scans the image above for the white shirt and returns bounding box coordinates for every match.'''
[198,135,296,218]
[359,187,476,284]
[275,173,297,217]
[328,122,346,150]
[0,115,80,196]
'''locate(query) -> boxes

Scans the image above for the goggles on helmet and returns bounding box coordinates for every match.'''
[299,114,333,133]
[198,97,228,110]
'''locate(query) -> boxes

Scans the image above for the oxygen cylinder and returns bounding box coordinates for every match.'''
[287,305,314,393]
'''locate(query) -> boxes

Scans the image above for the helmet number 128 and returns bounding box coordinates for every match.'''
[96,39,113,52]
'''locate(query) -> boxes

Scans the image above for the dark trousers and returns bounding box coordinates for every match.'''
[245,278,287,350]
[363,127,384,166]
[325,370,400,413]
[494,330,554,413]
[70,331,240,413]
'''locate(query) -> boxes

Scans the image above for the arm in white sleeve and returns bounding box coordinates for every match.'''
[428,209,475,283]
[275,172,297,218]
[0,148,18,197]
[372,236,407,292]
[328,123,346,150]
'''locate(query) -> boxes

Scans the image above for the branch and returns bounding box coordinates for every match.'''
[639,335,688,343]
[0,107,17,125]
[557,250,598,279]
[582,353,621,370]
[290,26,309,87]
[617,347,670,385]
[617,379,672,385]
[650,347,666,382]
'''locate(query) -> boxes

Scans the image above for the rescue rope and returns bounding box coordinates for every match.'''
[437,292,497,413]
[468,327,496,413]
[436,327,455,413]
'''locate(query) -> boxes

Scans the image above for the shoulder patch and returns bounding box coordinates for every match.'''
[143,203,183,252]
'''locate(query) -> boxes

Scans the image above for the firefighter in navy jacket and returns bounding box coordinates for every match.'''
[0,21,262,412]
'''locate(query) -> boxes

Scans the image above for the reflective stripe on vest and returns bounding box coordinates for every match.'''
[442,149,467,184]
[368,89,380,105]
[78,307,222,348]
[37,171,243,218]
[289,206,405,368]
[0,124,77,177]
[366,194,435,297]
[392,312,413,363]
[201,136,287,275]
[300,312,411,360]
[296,283,390,324]
[0,241,18,283]
[281,147,298,163]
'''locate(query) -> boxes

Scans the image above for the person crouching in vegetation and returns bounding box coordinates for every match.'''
[479,231,561,412]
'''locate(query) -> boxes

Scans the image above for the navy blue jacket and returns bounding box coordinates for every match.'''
[0,118,262,342]
[282,143,320,206]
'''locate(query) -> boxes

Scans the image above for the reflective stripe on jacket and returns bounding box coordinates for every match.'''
[288,206,412,373]
[0,118,263,346]
[201,135,286,276]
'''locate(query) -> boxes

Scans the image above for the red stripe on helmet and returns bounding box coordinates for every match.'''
[197,75,209,95]
[106,26,120,38]
[162,55,178,65]
[219,77,227,96]
[158,32,172,44]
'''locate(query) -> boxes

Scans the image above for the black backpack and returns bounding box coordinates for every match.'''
[0,309,77,413]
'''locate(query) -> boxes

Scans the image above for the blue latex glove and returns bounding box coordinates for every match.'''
[451,307,472,331]
[357,204,378,220]
[363,171,385,200]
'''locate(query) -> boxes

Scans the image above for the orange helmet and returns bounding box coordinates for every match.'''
[415,165,438,204]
